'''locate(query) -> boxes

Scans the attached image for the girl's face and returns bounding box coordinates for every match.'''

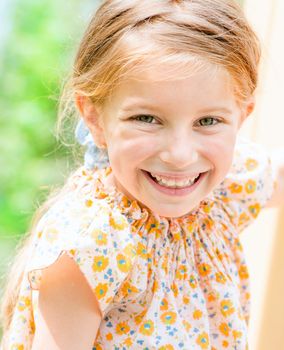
[84,66,252,217]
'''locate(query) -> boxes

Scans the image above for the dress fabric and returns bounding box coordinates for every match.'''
[2,138,276,350]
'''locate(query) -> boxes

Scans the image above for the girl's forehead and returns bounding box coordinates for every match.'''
[103,64,237,114]
[122,55,220,82]
[110,62,234,98]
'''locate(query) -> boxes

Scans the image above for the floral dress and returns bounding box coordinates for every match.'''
[2,138,276,350]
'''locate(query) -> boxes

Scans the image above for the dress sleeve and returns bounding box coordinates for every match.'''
[26,192,137,316]
[213,137,276,232]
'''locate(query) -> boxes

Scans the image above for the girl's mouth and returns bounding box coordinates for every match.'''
[142,170,205,196]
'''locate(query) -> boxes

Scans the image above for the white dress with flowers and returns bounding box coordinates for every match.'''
[2,138,276,350]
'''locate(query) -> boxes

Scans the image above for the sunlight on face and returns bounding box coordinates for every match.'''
[97,65,246,217]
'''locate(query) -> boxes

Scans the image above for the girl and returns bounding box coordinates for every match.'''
[1,0,284,349]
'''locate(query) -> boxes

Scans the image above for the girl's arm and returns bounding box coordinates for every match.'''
[31,253,102,350]
[266,149,284,208]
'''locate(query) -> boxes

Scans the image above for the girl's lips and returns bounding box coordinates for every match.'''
[142,170,206,197]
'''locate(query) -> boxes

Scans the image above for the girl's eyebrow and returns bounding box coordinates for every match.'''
[120,103,161,112]
[121,104,233,114]
[197,107,233,114]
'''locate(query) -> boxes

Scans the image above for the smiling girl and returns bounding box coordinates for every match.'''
[1,0,283,349]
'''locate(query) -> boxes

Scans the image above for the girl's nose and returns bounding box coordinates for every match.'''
[159,133,199,169]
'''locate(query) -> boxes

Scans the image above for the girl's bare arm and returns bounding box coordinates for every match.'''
[31,253,102,350]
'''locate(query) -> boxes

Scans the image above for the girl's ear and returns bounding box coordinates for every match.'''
[239,96,255,127]
[75,95,106,148]
[245,97,255,117]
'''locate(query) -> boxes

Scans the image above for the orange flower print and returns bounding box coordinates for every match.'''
[160,311,177,325]
[158,345,175,350]
[120,196,131,209]
[123,337,133,347]
[106,333,113,341]
[245,179,257,194]
[221,299,235,317]
[196,332,209,349]
[116,321,130,335]
[245,158,258,171]
[121,281,140,296]
[109,214,128,230]
[219,322,230,336]
[94,283,108,300]
[245,292,250,301]
[189,274,198,288]
[222,340,229,347]
[11,344,24,350]
[233,330,243,340]
[160,298,169,311]
[137,242,147,259]
[161,255,169,274]
[215,248,225,262]
[30,318,35,334]
[215,272,227,284]
[220,194,229,204]
[116,253,132,273]
[123,243,136,258]
[134,309,147,325]
[248,203,261,218]
[91,229,108,246]
[234,237,243,252]
[186,222,195,233]
[17,296,31,311]
[176,264,188,280]
[139,319,155,336]
[183,295,190,305]
[238,265,249,279]
[171,282,179,297]
[229,182,243,194]
[203,202,213,214]
[193,309,203,320]
[93,345,103,350]
[182,319,192,332]
[198,263,212,277]
[85,199,93,207]
[207,292,217,302]
[152,280,159,293]
[202,218,214,230]
[92,255,109,272]
[238,212,250,228]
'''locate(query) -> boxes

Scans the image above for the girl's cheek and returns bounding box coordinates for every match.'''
[109,128,160,159]
[205,133,237,166]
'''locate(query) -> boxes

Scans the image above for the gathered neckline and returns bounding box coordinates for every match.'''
[72,166,216,225]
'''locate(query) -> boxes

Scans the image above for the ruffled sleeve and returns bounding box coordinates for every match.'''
[213,137,276,232]
[26,188,137,316]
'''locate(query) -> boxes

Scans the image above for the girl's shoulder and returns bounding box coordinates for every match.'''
[213,137,276,232]
[26,166,138,316]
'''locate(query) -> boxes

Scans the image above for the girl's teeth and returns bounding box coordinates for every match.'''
[150,173,199,188]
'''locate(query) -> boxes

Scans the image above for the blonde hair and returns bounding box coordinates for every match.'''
[1,0,260,341]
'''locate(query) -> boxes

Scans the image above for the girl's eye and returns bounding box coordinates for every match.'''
[197,117,220,127]
[132,115,157,124]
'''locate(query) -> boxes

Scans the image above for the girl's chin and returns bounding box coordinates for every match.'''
[141,201,200,218]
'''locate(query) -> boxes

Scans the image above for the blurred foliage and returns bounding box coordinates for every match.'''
[0,0,95,233]
[0,0,99,272]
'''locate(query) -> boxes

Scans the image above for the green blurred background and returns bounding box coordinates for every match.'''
[0,0,100,291]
